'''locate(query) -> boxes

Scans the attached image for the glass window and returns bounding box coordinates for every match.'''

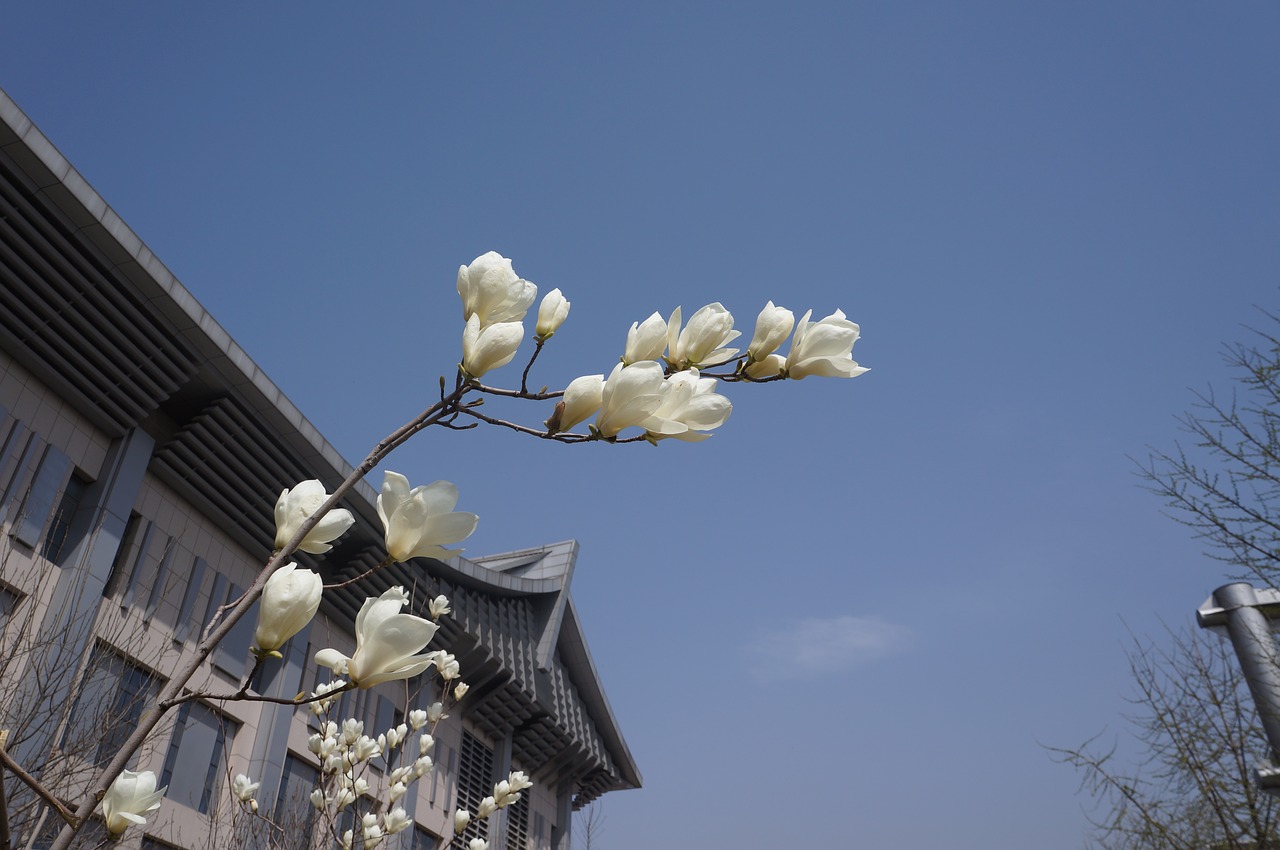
[274,754,320,839]
[42,472,88,564]
[13,444,70,548]
[62,644,161,767]
[160,701,238,814]
[0,585,19,635]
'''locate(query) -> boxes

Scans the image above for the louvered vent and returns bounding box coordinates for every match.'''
[0,155,197,435]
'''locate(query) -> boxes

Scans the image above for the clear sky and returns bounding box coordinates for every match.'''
[3,3,1279,848]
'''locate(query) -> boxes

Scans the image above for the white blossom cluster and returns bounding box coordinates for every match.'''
[451,251,867,442]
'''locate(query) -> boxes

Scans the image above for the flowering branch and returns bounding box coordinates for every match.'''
[41,250,869,850]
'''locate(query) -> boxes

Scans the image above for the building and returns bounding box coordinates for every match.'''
[0,86,639,850]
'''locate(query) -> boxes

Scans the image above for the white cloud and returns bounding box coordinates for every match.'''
[750,615,913,680]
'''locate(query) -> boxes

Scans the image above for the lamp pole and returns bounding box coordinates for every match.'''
[1198,582,1280,792]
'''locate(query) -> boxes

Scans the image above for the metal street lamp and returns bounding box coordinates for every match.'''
[1198,582,1280,793]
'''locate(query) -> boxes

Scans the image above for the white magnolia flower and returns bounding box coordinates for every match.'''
[408,709,428,730]
[384,808,412,835]
[428,594,452,619]
[273,480,354,554]
[434,651,460,681]
[427,702,446,723]
[667,303,740,369]
[644,369,732,442]
[546,374,604,434]
[744,353,786,380]
[623,311,668,364]
[785,309,869,380]
[747,301,795,362]
[310,788,326,810]
[378,472,479,563]
[388,782,409,804]
[340,719,364,745]
[457,251,537,327]
[454,682,470,700]
[101,770,165,835]
[419,734,435,756]
[476,796,497,819]
[414,755,434,777]
[462,315,525,379]
[535,288,570,341]
[315,587,439,688]
[341,829,354,850]
[253,563,322,655]
[468,840,490,850]
[595,361,666,438]
[353,735,382,762]
[455,808,472,835]
[232,774,260,803]
[384,723,409,750]
[362,812,384,848]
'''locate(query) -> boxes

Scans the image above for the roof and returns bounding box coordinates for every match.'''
[0,86,639,804]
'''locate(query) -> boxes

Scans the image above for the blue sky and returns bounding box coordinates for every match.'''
[3,3,1279,847]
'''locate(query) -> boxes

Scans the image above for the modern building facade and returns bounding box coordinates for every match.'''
[0,87,639,850]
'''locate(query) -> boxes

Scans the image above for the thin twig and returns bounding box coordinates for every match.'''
[520,339,546,395]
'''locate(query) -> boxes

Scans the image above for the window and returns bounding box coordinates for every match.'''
[275,754,320,838]
[453,731,494,849]
[505,789,530,850]
[411,825,443,850]
[42,472,88,564]
[12,444,70,548]
[63,644,161,767]
[0,585,19,635]
[160,701,238,814]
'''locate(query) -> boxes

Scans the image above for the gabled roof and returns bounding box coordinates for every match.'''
[0,86,638,804]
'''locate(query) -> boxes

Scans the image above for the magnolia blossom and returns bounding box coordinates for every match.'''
[454,682,470,700]
[378,472,479,562]
[362,812,384,848]
[384,809,412,835]
[595,361,666,438]
[427,702,446,723]
[747,301,795,362]
[457,251,537,327]
[476,797,498,819]
[535,288,570,340]
[744,353,786,380]
[433,651,461,681]
[232,774,260,803]
[667,303,740,369]
[494,771,533,807]
[274,480,354,554]
[408,709,428,730]
[462,315,525,378]
[785,309,869,380]
[101,769,165,834]
[623,312,668,364]
[644,369,732,442]
[455,809,472,835]
[253,563,322,655]
[428,594,452,619]
[315,587,439,687]
[469,840,490,850]
[545,374,604,434]
[419,734,435,756]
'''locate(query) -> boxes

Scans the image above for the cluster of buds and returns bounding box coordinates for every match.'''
[306,710,442,849]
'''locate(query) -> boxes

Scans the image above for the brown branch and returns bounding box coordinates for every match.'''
[0,734,77,829]
[50,387,470,850]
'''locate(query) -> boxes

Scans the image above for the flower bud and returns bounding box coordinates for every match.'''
[535,288,570,341]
